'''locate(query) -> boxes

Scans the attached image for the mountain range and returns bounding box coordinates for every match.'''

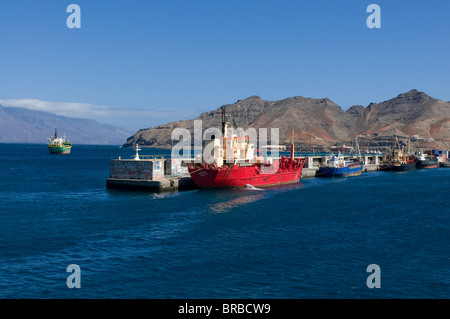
[0,105,131,145]
[124,89,450,150]
[3,89,448,149]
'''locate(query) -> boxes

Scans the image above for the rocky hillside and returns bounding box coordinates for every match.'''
[353,90,450,144]
[124,90,450,150]
[124,95,358,148]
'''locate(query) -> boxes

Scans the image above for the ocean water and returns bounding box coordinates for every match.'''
[0,143,449,299]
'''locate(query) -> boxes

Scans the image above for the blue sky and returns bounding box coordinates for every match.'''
[1,0,449,131]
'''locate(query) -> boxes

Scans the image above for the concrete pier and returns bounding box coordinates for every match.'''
[300,164,379,178]
[302,154,383,169]
[300,154,382,178]
[363,164,379,172]
[106,157,198,192]
[302,168,319,178]
[107,176,198,192]
[106,154,383,192]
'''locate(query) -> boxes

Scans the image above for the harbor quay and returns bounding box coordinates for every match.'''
[106,157,198,192]
[106,153,384,192]
[300,153,381,177]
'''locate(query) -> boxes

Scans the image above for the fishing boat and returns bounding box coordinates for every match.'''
[441,161,450,168]
[416,150,438,169]
[318,153,364,177]
[440,159,450,168]
[379,137,417,171]
[318,136,364,177]
[187,107,306,189]
[47,129,72,154]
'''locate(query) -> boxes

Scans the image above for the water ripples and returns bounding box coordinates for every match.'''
[1,145,449,298]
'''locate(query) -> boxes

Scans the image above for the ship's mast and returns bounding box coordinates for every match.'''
[393,134,399,158]
[221,105,226,137]
[54,128,58,139]
[356,135,362,160]
[291,130,295,162]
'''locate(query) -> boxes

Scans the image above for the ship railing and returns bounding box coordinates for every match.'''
[129,155,166,160]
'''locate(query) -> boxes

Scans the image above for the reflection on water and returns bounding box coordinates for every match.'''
[243,184,265,190]
[207,182,305,214]
[107,188,199,200]
[150,190,199,200]
[208,193,265,214]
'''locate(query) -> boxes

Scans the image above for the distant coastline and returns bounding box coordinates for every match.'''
[0,105,131,145]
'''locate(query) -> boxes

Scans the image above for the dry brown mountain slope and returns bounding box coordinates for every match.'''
[124,95,356,148]
[354,90,450,145]
[124,90,450,149]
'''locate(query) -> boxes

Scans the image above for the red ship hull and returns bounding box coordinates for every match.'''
[188,158,306,189]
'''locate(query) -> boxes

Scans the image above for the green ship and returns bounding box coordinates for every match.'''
[47,129,72,154]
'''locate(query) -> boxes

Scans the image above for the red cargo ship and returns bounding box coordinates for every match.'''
[187,107,306,189]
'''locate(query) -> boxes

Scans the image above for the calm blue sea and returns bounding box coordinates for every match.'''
[0,143,449,299]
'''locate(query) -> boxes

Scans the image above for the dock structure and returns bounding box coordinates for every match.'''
[106,156,198,192]
[106,152,384,192]
[300,154,382,177]
[107,175,197,192]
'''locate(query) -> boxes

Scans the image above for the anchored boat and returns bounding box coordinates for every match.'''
[188,107,306,189]
[379,137,417,171]
[441,160,450,168]
[318,136,364,177]
[318,153,364,177]
[416,150,438,169]
[47,129,72,154]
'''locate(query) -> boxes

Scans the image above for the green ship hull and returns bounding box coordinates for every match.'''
[47,129,72,154]
[48,143,72,154]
